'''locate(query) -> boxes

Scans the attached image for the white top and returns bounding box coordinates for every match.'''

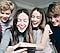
[33,29,53,53]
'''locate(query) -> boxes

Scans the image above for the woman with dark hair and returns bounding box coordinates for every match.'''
[11,8,33,45]
[30,7,46,30]
[0,8,33,53]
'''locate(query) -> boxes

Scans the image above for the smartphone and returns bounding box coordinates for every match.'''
[14,47,36,53]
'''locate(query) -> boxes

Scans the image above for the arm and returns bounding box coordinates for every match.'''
[36,24,53,50]
[0,29,12,53]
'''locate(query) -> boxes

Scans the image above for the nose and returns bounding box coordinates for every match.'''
[33,17,37,21]
[21,23,24,26]
[3,14,6,17]
[20,21,24,26]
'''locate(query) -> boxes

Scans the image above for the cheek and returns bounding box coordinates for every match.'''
[17,22,20,25]
[26,20,29,26]
[31,18,34,21]
[49,18,52,22]
[57,18,60,21]
[6,12,11,17]
[0,14,3,17]
[37,19,42,24]
[0,14,11,18]
[6,14,11,18]
[16,24,20,30]
[25,22,29,28]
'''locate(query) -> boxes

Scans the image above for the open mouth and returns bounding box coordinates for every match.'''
[32,22,38,25]
[20,27,25,30]
[17,25,25,30]
[3,17,8,20]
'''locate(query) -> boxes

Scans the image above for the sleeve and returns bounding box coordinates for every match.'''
[0,29,12,53]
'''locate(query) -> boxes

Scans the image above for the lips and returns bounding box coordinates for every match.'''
[3,17,8,20]
[20,26,25,29]
[17,25,25,30]
[32,22,38,25]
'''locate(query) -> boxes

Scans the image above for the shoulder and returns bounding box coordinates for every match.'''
[5,28,12,32]
[5,28,12,37]
[45,24,50,30]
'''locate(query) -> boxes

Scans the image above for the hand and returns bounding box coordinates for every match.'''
[44,24,53,35]
[5,46,14,53]
[19,42,35,47]
[19,42,28,47]
[5,44,27,53]
[11,48,27,53]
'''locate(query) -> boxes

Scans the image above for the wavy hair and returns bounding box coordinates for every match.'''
[30,7,46,31]
[11,9,33,45]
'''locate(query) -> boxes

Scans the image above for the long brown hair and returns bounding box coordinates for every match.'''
[30,7,46,32]
[11,9,33,45]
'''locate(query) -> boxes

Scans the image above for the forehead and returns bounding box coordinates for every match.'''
[48,13,60,17]
[0,9,11,13]
[18,12,29,19]
[32,10,42,15]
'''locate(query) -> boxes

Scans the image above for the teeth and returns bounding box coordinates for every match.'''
[33,22,37,24]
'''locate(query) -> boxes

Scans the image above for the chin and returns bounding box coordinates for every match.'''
[2,21,7,23]
[33,25,38,28]
[53,24,59,27]
[20,31,24,33]
[2,20,8,23]
[19,29,25,33]
[3,21,7,22]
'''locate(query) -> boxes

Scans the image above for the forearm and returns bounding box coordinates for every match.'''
[37,30,49,50]
[0,30,11,53]
[19,42,46,51]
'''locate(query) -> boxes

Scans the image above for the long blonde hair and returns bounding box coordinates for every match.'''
[30,7,46,32]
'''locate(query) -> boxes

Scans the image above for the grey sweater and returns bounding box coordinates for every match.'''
[0,29,12,53]
[0,29,25,53]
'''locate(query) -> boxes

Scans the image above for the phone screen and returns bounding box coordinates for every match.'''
[14,47,36,53]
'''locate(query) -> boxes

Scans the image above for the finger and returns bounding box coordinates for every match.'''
[13,43,20,49]
[14,48,27,53]
[49,29,53,35]
[6,46,13,50]
[5,46,14,53]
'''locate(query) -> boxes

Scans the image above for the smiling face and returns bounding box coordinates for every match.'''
[16,12,29,33]
[49,14,60,27]
[47,2,60,27]
[31,10,42,28]
[0,9,11,23]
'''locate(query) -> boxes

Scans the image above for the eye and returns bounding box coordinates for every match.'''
[37,16,40,19]
[1,12,4,14]
[24,19,27,22]
[6,13,10,15]
[54,14,59,18]
[17,19,21,22]
[31,15,35,18]
[48,16,52,19]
